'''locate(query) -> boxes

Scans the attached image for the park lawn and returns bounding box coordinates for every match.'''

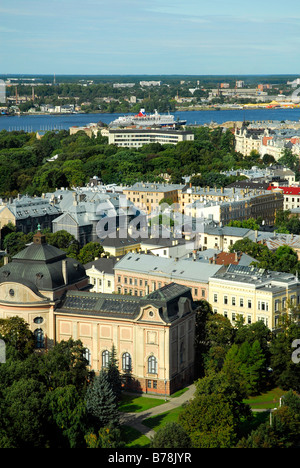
[244,388,288,409]
[120,426,151,448]
[119,394,167,413]
[142,405,185,431]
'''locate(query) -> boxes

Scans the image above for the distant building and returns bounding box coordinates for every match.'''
[114,252,223,301]
[267,186,300,211]
[0,80,6,104]
[180,186,283,226]
[123,181,187,214]
[209,264,300,330]
[0,195,61,234]
[84,256,121,293]
[107,128,194,148]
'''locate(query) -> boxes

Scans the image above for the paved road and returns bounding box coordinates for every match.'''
[119,383,196,439]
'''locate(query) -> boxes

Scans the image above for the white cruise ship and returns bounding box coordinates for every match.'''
[109,109,186,128]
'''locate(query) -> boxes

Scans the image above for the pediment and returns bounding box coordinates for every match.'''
[135,304,165,324]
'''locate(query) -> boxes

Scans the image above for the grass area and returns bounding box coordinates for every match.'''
[120,426,151,448]
[119,394,167,413]
[170,387,188,398]
[143,406,185,431]
[244,388,288,409]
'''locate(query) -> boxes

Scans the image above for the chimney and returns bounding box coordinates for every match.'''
[62,259,68,284]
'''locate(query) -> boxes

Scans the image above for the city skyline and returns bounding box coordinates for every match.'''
[0,0,300,76]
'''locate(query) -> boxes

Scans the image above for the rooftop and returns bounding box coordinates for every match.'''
[115,252,223,283]
[57,282,194,323]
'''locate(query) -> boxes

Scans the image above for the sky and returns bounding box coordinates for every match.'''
[1,0,300,75]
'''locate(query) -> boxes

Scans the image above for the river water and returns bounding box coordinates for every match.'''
[1,108,300,132]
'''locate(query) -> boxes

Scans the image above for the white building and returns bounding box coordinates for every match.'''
[108,128,194,148]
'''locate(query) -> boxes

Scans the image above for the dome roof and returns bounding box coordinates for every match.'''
[0,231,88,291]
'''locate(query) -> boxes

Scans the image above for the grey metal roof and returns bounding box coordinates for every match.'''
[0,242,87,291]
[57,282,194,323]
[115,252,223,283]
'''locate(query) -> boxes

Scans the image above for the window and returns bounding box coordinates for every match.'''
[122,352,132,372]
[148,355,157,374]
[213,293,218,303]
[248,300,252,309]
[232,297,236,306]
[224,295,228,305]
[194,288,198,296]
[258,300,269,311]
[83,348,91,366]
[34,316,44,324]
[34,328,45,349]
[102,350,110,369]
[240,298,244,307]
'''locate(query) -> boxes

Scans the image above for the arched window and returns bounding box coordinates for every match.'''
[83,348,91,366]
[102,350,110,369]
[148,355,157,374]
[122,352,132,372]
[34,328,45,349]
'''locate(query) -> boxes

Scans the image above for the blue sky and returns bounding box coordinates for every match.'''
[1,0,300,75]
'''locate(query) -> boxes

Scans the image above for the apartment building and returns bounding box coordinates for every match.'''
[234,126,265,155]
[268,186,300,211]
[123,182,186,214]
[181,186,283,226]
[84,257,120,293]
[208,264,300,330]
[107,128,194,148]
[0,195,61,234]
[114,252,223,301]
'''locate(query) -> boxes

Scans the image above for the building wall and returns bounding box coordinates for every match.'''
[85,267,115,294]
[123,185,179,214]
[108,129,194,148]
[208,277,300,329]
[55,303,195,395]
[114,269,209,301]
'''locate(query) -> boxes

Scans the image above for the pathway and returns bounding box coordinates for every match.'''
[119,383,196,439]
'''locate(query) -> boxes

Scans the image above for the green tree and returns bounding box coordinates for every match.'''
[269,321,300,393]
[85,426,125,448]
[46,384,88,448]
[2,378,48,448]
[77,242,104,265]
[179,393,239,448]
[0,316,35,359]
[106,345,122,403]
[38,339,91,394]
[150,422,192,449]
[85,370,120,429]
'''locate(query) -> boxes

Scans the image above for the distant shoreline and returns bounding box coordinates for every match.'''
[4,105,300,118]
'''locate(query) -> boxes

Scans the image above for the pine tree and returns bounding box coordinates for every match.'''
[107,345,122,403]
[85,370,119,429]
